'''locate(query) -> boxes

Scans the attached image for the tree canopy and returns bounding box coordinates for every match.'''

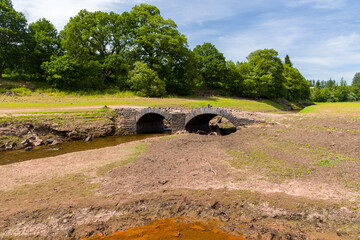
[127,4,192,94]
[284,54,293,67]
[193,43,227,90]
[128,61,166,97]
[283,64,310,101]
[27,18,59,77]
[242,49,286,99]
[352,72,360,88]
[0,0,27,78]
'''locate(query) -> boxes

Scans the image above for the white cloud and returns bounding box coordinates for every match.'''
[326,33,360,52]
[13,0,245,29]
[12,0,138,30]
[144,0,266,27]
[286,0,346,9]
[215,12,359,81]
[216,16,307,62]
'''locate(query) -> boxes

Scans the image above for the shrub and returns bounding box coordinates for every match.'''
[128,62,166,97]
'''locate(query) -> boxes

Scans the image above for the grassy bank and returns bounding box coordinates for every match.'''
[300,102,360,115]
[0,89,289,113]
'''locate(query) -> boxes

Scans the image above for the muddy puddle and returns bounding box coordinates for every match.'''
[0,132,170,165]
[81,218,247,240]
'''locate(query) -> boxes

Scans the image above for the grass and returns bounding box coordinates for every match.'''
[228,147,313,182]
[0,95,286,112]
[0,109,115,124]
[313,156,344,167]
[301,102,360,115]
[0,83,292,113]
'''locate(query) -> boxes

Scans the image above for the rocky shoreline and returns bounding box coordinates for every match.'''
[0,109,120,152]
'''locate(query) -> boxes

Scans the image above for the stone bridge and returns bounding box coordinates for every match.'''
[114,106,255,134]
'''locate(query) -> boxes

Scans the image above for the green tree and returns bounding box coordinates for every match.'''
[44,5,194,93]
[127,4,192,94]
[44,10,129,88]
[193,42,227,90]
[62,10,128,83]
[350,86,360,99]
[284,54,293,67]
[0,0,27,78]
[128,61,166,97]
[325,78,336,88]
[225,61,244,96]
[352,72,360,88]
[339,77,347,86]
[243,49,286,99]
[42,55,103,89]
[283,64,310,100]
[27,18,59,78]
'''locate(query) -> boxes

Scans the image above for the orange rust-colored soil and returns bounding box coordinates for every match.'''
[81,218,246,240]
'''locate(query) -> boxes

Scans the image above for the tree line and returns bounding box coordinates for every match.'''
[308,75,360,102]
[0,0,321,101]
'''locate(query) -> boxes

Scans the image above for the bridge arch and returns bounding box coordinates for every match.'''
[185,107,240,134]
[136,108,172,133]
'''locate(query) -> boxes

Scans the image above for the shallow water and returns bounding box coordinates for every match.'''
[80,218,247,240]
[0,132,170,166]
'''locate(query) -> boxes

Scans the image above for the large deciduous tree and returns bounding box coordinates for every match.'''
[44,10,129,88]
[61,10,129,82]
[43,5,195,93]
[242,49,286,99]
[27,18,59,78]
[0,0,27,78]
[193,42,227,90]
[127,4,193,94]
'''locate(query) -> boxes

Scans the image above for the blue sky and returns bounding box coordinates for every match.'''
[12,0,360,83]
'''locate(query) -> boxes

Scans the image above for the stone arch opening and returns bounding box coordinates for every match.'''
[185,114,236,135]
[136,113,170,134]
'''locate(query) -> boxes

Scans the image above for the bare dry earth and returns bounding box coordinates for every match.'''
[0,112,359,239]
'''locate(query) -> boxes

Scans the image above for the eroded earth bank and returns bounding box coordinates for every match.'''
[0,111,359,239]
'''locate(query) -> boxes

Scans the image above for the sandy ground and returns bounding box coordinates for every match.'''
[0,112,359,239]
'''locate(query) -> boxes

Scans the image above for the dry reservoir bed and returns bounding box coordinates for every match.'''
[0,112,359,239]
